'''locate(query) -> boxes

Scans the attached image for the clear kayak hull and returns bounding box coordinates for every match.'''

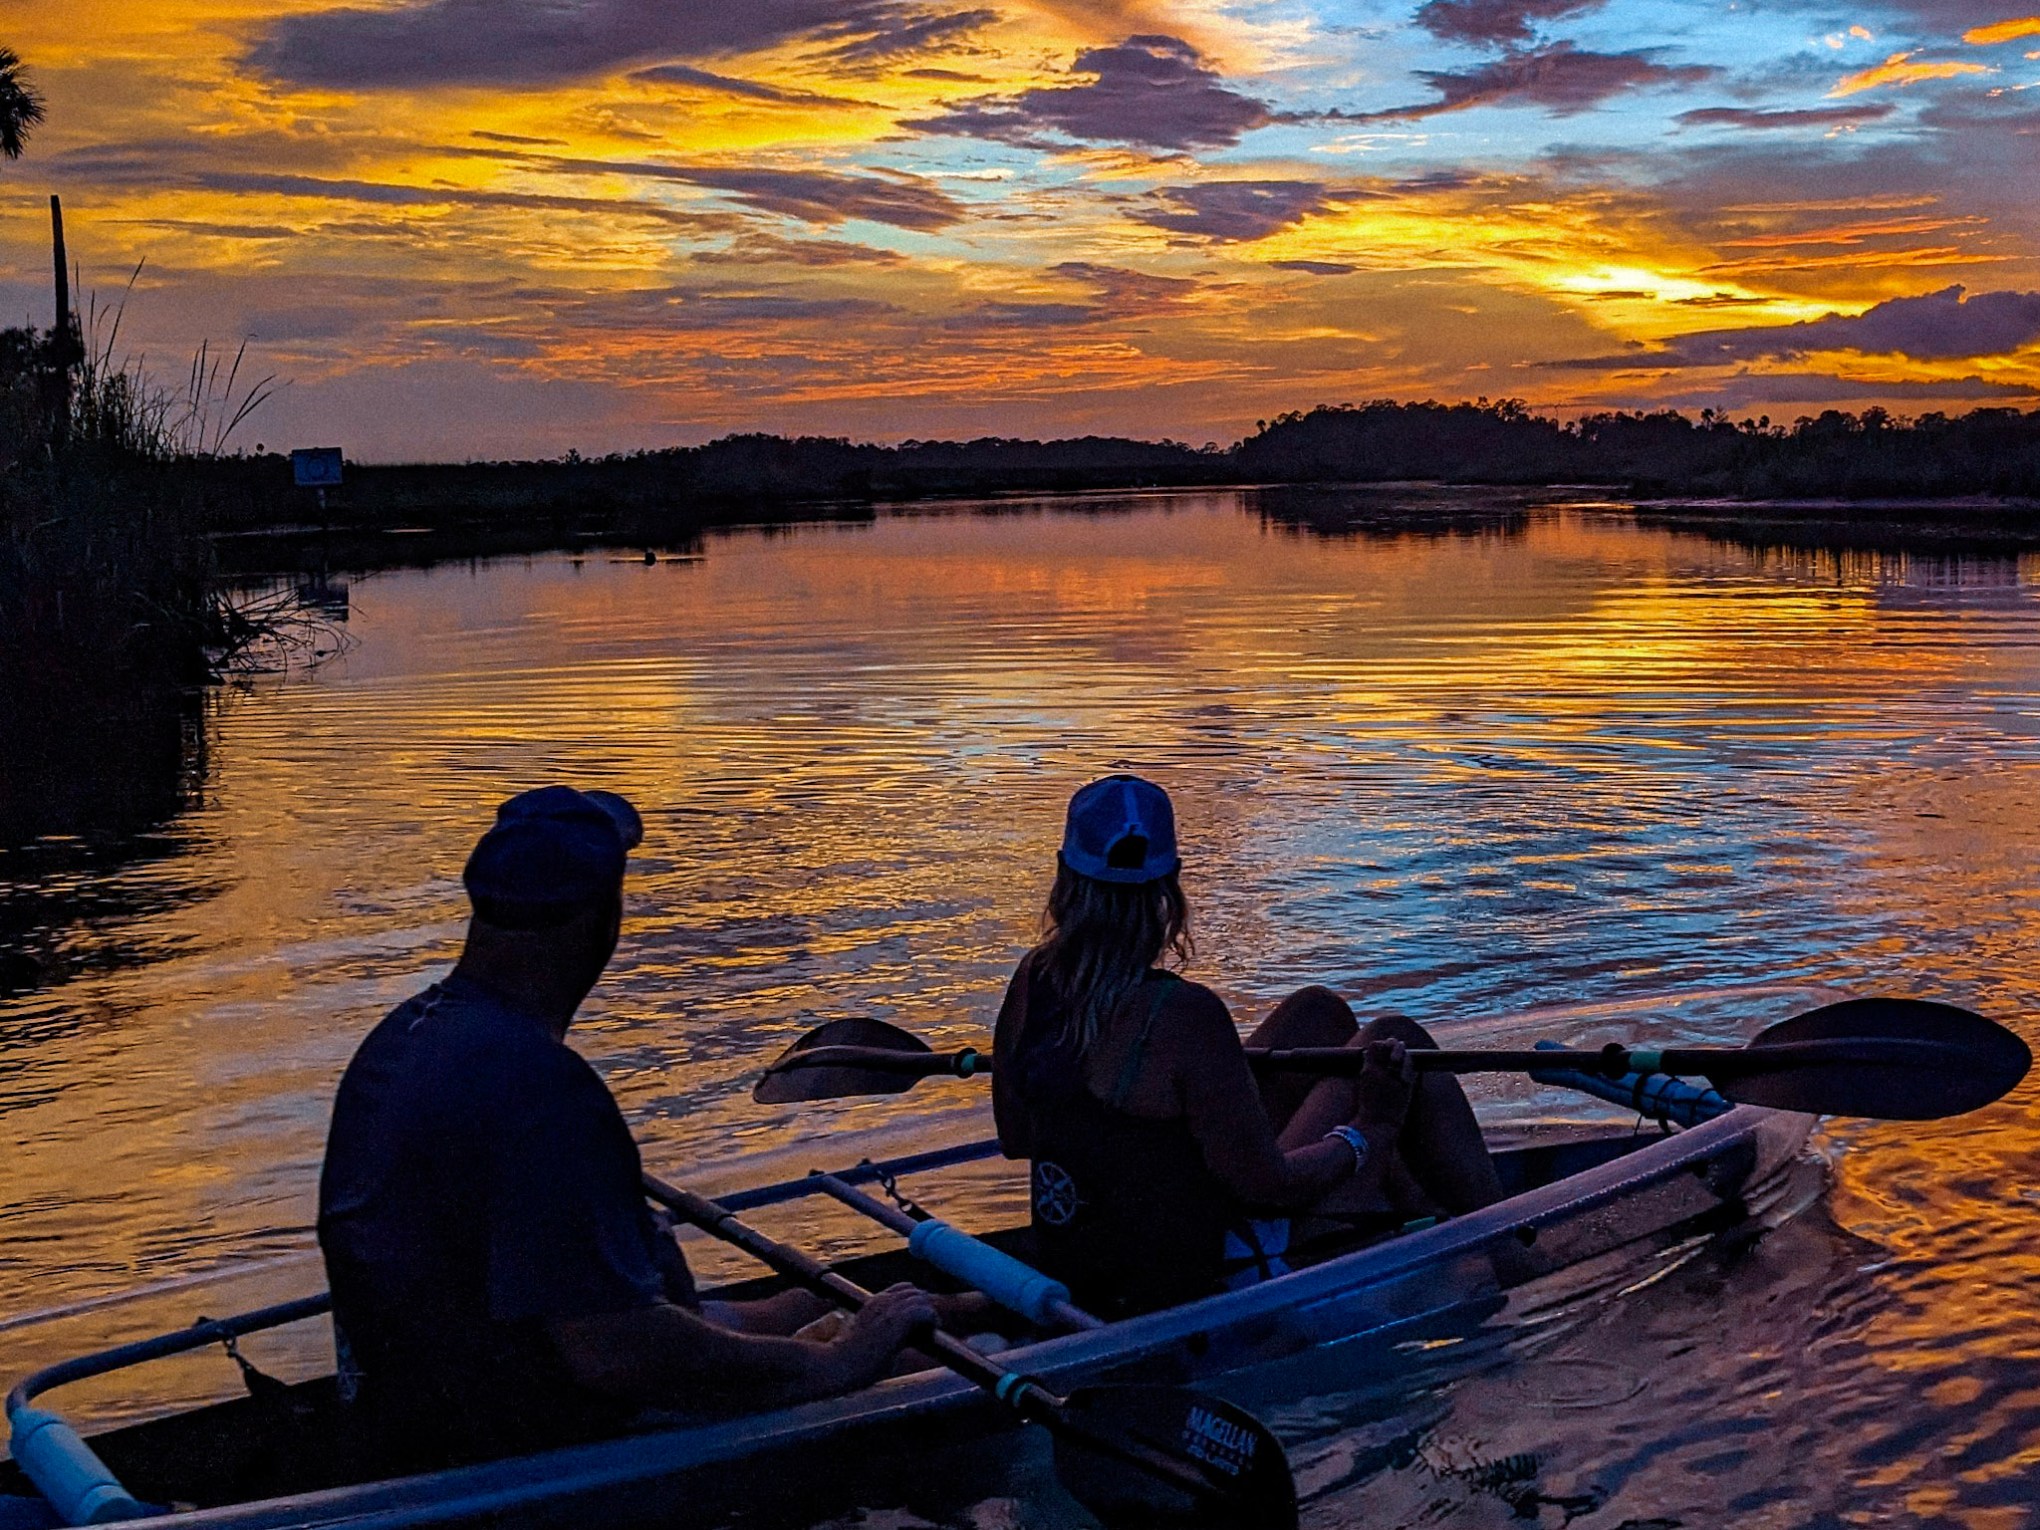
[3,1106,1814,1530]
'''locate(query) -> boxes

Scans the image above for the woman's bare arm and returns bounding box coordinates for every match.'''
[1165,991,1356,1209]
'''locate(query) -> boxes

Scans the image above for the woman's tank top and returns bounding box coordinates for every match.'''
[1012,969,1242,1316]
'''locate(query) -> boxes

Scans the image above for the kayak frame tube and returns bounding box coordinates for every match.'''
[7,1408,148,1525]
[6,1296,331,1527]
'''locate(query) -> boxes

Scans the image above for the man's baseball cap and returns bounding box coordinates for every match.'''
[463,786,644,925]
[1059,774,1180,885]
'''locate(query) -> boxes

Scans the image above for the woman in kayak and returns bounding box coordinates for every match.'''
[993,774,1502,1316]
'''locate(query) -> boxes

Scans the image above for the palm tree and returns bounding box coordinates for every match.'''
[0,47,47,160]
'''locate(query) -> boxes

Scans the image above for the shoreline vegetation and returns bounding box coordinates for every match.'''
[174,397,2040,575]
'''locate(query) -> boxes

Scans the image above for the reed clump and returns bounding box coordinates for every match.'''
[0,288,279,845]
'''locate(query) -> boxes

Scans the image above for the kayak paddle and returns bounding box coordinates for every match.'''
[642,1172,1298,1530]
[754,998,2030,1121]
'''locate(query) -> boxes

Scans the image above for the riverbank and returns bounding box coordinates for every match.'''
[186,400,2040,573]
[1633,496,2040,553]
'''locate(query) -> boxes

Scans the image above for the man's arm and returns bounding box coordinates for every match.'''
[546,1282,934,1415]
[698,1288,830,1334]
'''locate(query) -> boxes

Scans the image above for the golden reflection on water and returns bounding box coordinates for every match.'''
[6,494,2040,1524]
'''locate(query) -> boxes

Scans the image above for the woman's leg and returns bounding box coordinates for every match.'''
[1276,1011,1503,1215]
[1363,1013,1504,1215]
[1246,985,1357,1134]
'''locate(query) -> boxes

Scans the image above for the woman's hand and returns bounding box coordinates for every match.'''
[1353,1038,1415,1133]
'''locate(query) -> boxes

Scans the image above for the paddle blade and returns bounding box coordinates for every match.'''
[753,1017,932,1104]
[1052,1385,1298,1530]
[1724,998,2031,1120]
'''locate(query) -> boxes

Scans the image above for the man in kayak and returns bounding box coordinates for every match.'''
[319,787,936,1468]
[992,774,1502,1317]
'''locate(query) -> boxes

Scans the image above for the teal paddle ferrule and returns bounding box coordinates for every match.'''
[994,1371,1028,1404]
[908,1218,1072,1325]
[8,1406,150,1524]
[954,1048,981,1078]
[1531,1041,1730,1129]
[1627,1049,1665,1074]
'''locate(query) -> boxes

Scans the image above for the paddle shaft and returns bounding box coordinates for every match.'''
[640,1173,1267,1514]
[767,1036,1978,1083]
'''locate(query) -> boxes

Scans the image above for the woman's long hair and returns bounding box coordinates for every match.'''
[1034,859,1192,1052]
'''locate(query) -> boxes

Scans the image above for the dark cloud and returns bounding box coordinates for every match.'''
[1916,95,2040,136]
[629,64,865,107]
[112,168,744,234]
[1874,1,2040,29]
[1565,286,2040,369]
[1674,292,1773,307]
[470,130,569,146]
[646,164,965,229]
[946,301,1102,330]
[115,218,301,240]
[1131,180,1354,242]
[1050,261,1201,307]
[246,0,995,89]
[901,35,1271,151]
[642,292,897,326]
[1269,259,1358,275]
[71,138,946,239]
[1412,0,1607,48]
[1677,104,1895,131]
[692,233,907,267]
[452,145,966,229]
[1654,373,2039,412]
[1362,43,1716,121]
[240,305,375,341]
[829,7,996,63]
[945,261,1202,331]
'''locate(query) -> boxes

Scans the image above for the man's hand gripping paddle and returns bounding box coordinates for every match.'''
[642,1173,1298,1529]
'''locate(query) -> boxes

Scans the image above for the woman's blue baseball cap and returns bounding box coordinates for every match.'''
[1060,774,1180,885]
[463,786,644,924]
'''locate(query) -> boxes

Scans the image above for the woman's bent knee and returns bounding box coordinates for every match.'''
[1360,1011,1438,1050]
[1262,985,1357,1048]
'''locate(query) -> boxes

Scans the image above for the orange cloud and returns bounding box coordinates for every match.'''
[1829,52,1990,97]
[1965,17,2040,45]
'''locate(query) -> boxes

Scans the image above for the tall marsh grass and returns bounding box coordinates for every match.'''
[1,280,284,845]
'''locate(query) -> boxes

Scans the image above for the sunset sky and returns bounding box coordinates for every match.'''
[4,0,2039,459]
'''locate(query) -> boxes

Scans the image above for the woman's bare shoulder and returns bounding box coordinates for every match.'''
[1157,977,1241,1049]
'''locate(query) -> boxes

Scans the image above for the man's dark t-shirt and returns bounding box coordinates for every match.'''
[318,975,689,1465]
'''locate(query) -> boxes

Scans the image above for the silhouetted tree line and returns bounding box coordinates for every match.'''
[174,400,2040,546]
[1236,399,2040,500]
[185,432,1233,542]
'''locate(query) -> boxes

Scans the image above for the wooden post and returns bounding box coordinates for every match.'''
[49,193,76,444]
[51,195,70,336]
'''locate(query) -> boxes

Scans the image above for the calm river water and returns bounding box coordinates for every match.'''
[5,490,2040,1527]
